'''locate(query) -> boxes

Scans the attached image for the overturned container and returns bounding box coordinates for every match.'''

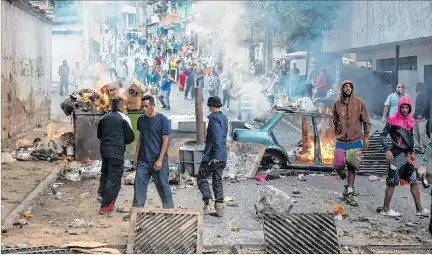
[179,141,205,176]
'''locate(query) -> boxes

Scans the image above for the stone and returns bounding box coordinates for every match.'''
[15,139,33,149]
[125,172,135,185]
[56,192,63,199]
[51,184,60,194]
[69,219,88,228]
[255,185,297,217]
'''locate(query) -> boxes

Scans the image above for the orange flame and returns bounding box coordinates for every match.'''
[45,123,65,140]
[298,132,335,164]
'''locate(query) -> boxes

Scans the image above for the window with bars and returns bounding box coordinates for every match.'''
[377,56,417,72]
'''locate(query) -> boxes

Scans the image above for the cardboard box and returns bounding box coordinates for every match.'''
[127,97,142,110]
[122,79,147,99]
[100,80,122,97]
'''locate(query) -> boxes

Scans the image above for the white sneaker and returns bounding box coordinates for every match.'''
[415,208,431,217]
[380,209,401,217]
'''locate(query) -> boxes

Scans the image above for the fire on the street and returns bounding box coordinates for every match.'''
[45,123,65,140]
[300,133,335,165]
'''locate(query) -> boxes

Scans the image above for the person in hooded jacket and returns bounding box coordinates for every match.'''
[332,80,371,207]
[379,96,430,218]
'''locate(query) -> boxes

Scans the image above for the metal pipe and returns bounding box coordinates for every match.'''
[195,88,204,145]
[395,45,400,84]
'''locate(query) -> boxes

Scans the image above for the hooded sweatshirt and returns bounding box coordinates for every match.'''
[380,96,415,155]
[332,80,371,143]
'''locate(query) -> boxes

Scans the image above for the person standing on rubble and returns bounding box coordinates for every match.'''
[58,60,70,96]
[97,98,135,215]
[123,95,174,221]
[379,96,430,217]
[197,96,228,217]
[332,80,371,206]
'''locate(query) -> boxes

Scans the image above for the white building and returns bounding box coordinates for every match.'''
[322,1,432,96]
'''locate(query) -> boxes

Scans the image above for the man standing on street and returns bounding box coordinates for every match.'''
[58,60,70,96]
[413,82,430,153]
[142,59,150,86]
[123,95,173,221]
[379,96,430,217]
[97,98,135,215]
[197,96,228,217]
[332,80,371,206]
[382,83,410,122]
[158,70,179,110]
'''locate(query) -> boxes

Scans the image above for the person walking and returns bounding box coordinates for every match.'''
[379,96,430,217]
[221,74,232,111]
[58,60,70,96]
[197,96,228,217]
[158,70,179,110]
[417,135,432,235]
[332,80,371,206]
[142,59,150,86]
[207,72,219,97]
[123,95,173,221]
[184,65,195,99]
[97,98,135,214]
[382,83,410,122]
[413,82,430,153]
[169,56,177,80]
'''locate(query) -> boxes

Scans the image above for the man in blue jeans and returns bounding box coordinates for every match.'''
[123,95,173,221]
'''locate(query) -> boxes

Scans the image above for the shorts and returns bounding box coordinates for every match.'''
[386,152,417,186]
[173,49,178,54]
[334,142,362,171]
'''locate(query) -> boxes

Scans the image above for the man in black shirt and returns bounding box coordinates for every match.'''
[97,98,135,215]
[123,95,173,221]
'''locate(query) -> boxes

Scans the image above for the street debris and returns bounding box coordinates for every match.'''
[255,185,297,217]
[125,172,136,185]
[80,160,102,178]
[15,139,33,149]
[368,175,381,181]
[1,152,17,164]
[293,188,300,194]
[225,142,266,178]
[333,204,347,216]
[255,175,266,181]
[65,170,81,182]
[55,192,63,199]
[69,219,90,228]
[232,226,240,232]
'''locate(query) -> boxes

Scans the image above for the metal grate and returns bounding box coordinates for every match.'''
[127,208,203,254]
[360,130,391,175]
[263,212,339,254]
[1,246,76,254]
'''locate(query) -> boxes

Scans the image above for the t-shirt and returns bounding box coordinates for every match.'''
[137,113,170,162]
[155,56,163,65]
[172,43,178,50]
[384,92,411,117]
[161,76,172,91]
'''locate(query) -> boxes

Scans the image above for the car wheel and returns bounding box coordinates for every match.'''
[262,149,289,166]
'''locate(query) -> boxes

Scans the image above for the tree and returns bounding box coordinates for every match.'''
[245,1,342,52]
[149,0,190,15]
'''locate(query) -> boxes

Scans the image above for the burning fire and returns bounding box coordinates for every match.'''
[319,106,331,114]
[302,136,335,164]
[46,123,65,140]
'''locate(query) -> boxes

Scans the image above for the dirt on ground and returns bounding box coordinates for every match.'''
[1,161,63,221]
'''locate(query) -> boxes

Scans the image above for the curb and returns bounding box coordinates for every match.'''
[1,168,62,231]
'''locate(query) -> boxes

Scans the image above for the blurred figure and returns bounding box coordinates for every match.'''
[142,59,150,86]
[289,63,300,101]
[382,83,410,122]
[158,70,179,110]
[413,82,430,153]
[314,69,327,99]
[58,60,70,96]
[221,74,232,111]
[71,62,84,91]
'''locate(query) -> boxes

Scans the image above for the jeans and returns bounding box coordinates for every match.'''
[197,161,226,203]
[132,160,174,208]
[60,78,68,95]
[185,82,195,99]
[209,90,216,97]
[170,70,176,80]
[222,90,230,108]
[98,158,124,208]
[158,90,170,107]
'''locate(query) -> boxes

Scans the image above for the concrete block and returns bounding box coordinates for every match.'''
[255,185,296,217]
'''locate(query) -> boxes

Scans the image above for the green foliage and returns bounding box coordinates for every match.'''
[149,0,189,15]
[245,0,342,51]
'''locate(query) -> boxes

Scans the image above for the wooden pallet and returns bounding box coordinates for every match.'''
[127,208,204,254]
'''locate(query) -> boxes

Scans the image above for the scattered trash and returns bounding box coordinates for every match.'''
[232,226,240,232]
[333,204,347,216]
[18,212,32,218]
[14,149,33,161]
[13,218,28,228]
[368,175,381,182]
[356,216,370,223]
[168,165,180,185]
[56,192,63,200]
[124,160,133,170]
[334,214,343,221]
[15,139,33,149]
[224,197,234,202]
[80,160,101,178]
[79,192,90,199]
[293,188,300,194]
[298,173,306,181]
[65,170,81,182]
[125,172,136,185]
[69,219,89,228]
[376,207,383,213]
[51,184,60,194]
[309,172,325,177]
[255,175,266,181]
[226,202,239,207]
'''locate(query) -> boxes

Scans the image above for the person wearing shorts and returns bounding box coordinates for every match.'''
[332,80,371,206]
[379,96,430,217]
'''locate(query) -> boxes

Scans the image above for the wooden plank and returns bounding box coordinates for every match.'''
[250,144,267,178]
[132,207,200,216]
[126,208,138,254]
[196,210,204,254]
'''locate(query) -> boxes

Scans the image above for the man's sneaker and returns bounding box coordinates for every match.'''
[380,209,401,217]
[344,193,358,206]
[343,186,359,198]
[214,202,224,217]
[415,208,431,217]
[203,204,214,215]
[99,200,115,215]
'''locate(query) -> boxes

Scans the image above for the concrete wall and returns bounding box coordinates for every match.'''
[323,1,432,51]
[1,0,52,140]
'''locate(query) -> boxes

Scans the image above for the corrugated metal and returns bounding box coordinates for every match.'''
[360,130,390,175]
[1,246,76,254]
[263,212,339,254]
[127,208,203,254]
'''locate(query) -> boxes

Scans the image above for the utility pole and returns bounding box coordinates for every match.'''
[395,45,400,85]
[195,88,204,145]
